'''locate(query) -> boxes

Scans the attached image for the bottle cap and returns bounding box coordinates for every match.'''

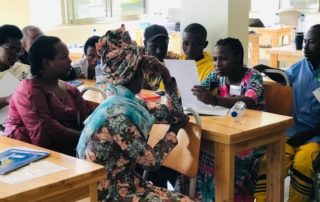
[231,111,238,117]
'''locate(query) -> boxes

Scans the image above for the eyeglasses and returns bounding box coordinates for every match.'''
[0,44,23,53]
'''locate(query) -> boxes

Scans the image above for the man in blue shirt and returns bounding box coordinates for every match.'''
[254,24,320,202]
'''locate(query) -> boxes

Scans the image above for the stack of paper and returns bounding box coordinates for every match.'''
[0,72,20,125]
[164,59,229,116]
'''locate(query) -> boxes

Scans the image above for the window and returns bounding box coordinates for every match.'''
[280,0,319,10]
[62,0,147,24]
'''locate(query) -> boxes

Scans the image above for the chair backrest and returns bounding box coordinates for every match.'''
[249,18,265,28]
[147,122,202,177]
[264,83,293,116]
[278,10,302,28]
[263,68,291,86]
[80,86,106,105]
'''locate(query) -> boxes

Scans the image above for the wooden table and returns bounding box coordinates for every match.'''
[252,25,293,47]
[197,111,292,202]
[0,136,106,202]
[248,33,262,66]
[266,46,304,68]
[78,79,293,202]
[69,47,83,62]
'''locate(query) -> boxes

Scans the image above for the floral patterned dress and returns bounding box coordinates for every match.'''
[77,80,193,202]
[196,67,265,202]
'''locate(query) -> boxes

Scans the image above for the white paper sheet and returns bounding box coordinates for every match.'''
[0,160,66,184]
[164,59,229,116]
[0,147,65,184]
[0,72,20,97]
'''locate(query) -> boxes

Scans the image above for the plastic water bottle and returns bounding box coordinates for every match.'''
[297,14,305,33]
[228,101,246,121]
[273,13,280,25]
[95,61,105,90]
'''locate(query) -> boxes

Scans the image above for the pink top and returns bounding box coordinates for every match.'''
[4,79,92,155]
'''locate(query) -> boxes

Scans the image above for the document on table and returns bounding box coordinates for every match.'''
[164,59,229,116]
[0,147,65,184]
[0,72,20,125]
[0,72,20,97]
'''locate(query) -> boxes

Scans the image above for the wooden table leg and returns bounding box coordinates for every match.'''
[269,54,279,68]
[266,132,285,202]
[272,33,279,47]
[90,183,98,202]
[215,142,235,202]
[251,37,260,66]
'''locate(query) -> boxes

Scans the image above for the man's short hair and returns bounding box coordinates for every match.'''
[183,23,207,40]
[144,24,169,43]
[22,25,43,41]
[84,35,99,55]
[310,24,320,35]
[0,24,23,44]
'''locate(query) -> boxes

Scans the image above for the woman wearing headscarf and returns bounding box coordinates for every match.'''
[76,25,192,201]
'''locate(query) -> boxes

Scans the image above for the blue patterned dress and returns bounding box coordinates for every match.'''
[77,81,193,202]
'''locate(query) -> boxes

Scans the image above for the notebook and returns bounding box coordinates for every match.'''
[0,148,49,175]
[163,59,229,116]
[66,80,83,87]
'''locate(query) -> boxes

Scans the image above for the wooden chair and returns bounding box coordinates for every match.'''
[264,83,293,116]
[260,67,293,116]
[80,86,106,110]
[145,110,202,198]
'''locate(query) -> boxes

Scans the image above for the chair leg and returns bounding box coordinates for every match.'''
[189,177,197,199]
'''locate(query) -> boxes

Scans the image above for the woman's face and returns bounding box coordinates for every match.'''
[0,38,22,70]
[85,46,100,68]
[44,42,72,78]
[213,46,240,76]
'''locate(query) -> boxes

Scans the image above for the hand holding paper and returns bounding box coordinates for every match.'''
[164,59,229,116]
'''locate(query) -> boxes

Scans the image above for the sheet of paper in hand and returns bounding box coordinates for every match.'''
[164,59,229,116]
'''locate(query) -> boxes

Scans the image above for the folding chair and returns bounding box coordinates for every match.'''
[144,109,202,198]
[79,86,106,109]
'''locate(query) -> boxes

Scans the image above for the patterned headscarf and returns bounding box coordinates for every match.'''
[95,24,142,85]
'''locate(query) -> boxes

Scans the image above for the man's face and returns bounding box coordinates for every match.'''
[182,32,207,61]
[145,37,169,62]
[0,38,22,70]
[304,28,320,63]
[85,46,100,68]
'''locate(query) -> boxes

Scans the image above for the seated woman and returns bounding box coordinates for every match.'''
[4,36,92,156]
[191,37,264,202]
[71,35,100,79]
[76,25,192,201]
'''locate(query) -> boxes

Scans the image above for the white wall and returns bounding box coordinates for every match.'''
[180,0,250,64]
[29,0,62,30]
[0,0,31,28]
[250,0,279,26]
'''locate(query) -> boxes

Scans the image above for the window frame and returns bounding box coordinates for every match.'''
[62,0,147,25]
[280,0,320,11]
